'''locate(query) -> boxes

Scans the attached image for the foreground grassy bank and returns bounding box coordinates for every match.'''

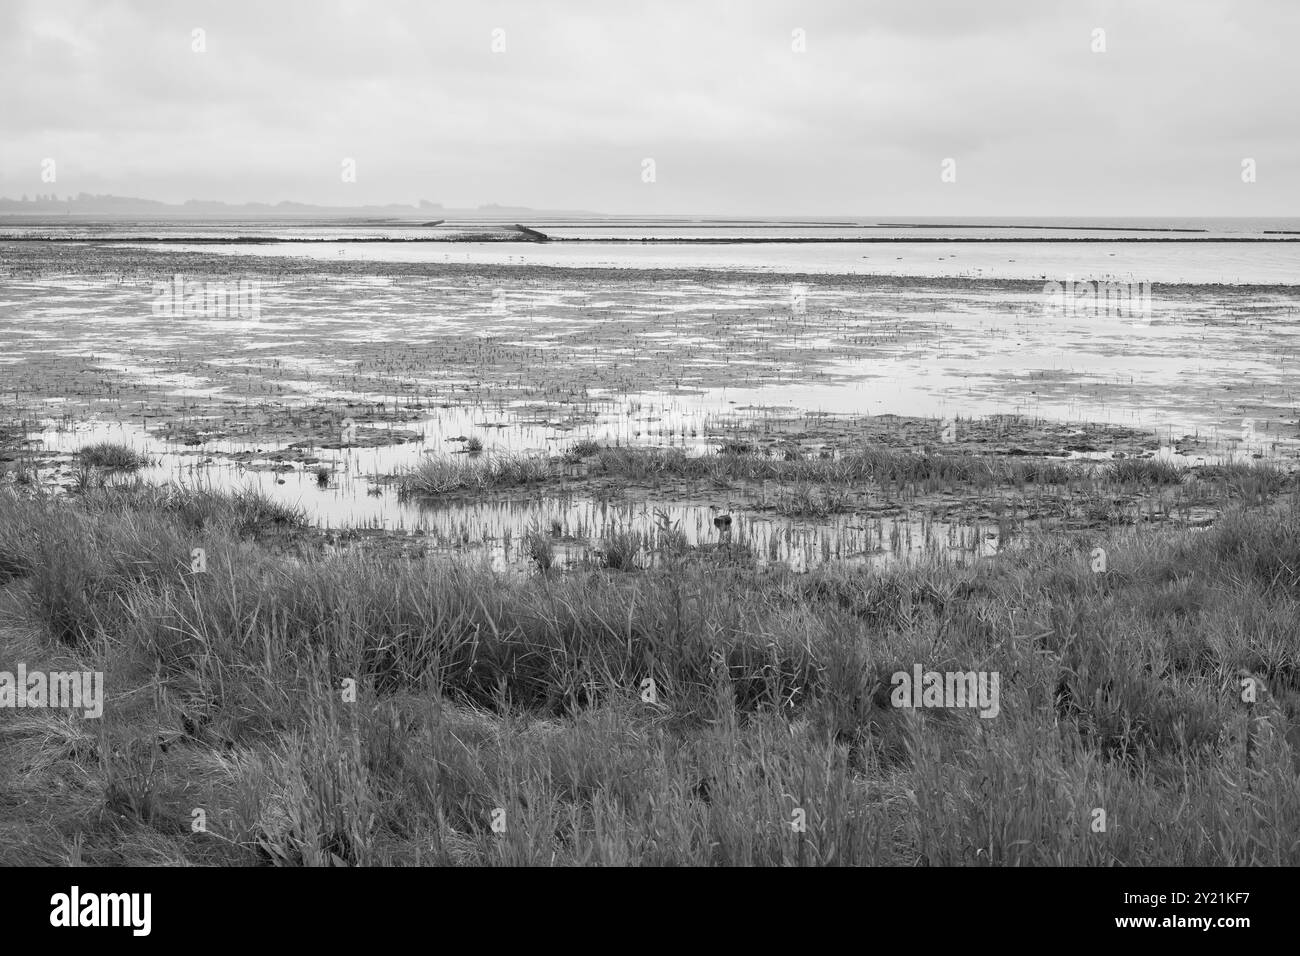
[1,481,1299,865]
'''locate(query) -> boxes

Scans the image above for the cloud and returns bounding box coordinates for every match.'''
[0,0,1296,214]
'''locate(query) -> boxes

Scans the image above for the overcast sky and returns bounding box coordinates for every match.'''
[1,0,1297,215]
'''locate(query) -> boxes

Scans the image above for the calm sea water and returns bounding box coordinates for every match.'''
[5,216,1297,285]
[162,237,1298,285]
[5,215,1300,240]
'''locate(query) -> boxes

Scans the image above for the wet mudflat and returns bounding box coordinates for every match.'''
[2,241,1298,571]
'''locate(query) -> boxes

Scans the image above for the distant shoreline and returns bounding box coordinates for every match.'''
[5,241,1298,291]
[4,235,1300,244]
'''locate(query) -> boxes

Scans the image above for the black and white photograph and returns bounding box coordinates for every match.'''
[0,0,1294,925]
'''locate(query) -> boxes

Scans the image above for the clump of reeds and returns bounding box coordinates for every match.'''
[774,483,853,517]
[524,528,555,571]
[77,441,153,471]
[1109,457,1184,485]
[569,438,603,458]
[398,453,551,497]
[596,528,644,570]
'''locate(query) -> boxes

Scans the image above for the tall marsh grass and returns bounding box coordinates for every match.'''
[2,482,1299,864]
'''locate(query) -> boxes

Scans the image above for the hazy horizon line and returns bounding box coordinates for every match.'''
[2,194,1298,221]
